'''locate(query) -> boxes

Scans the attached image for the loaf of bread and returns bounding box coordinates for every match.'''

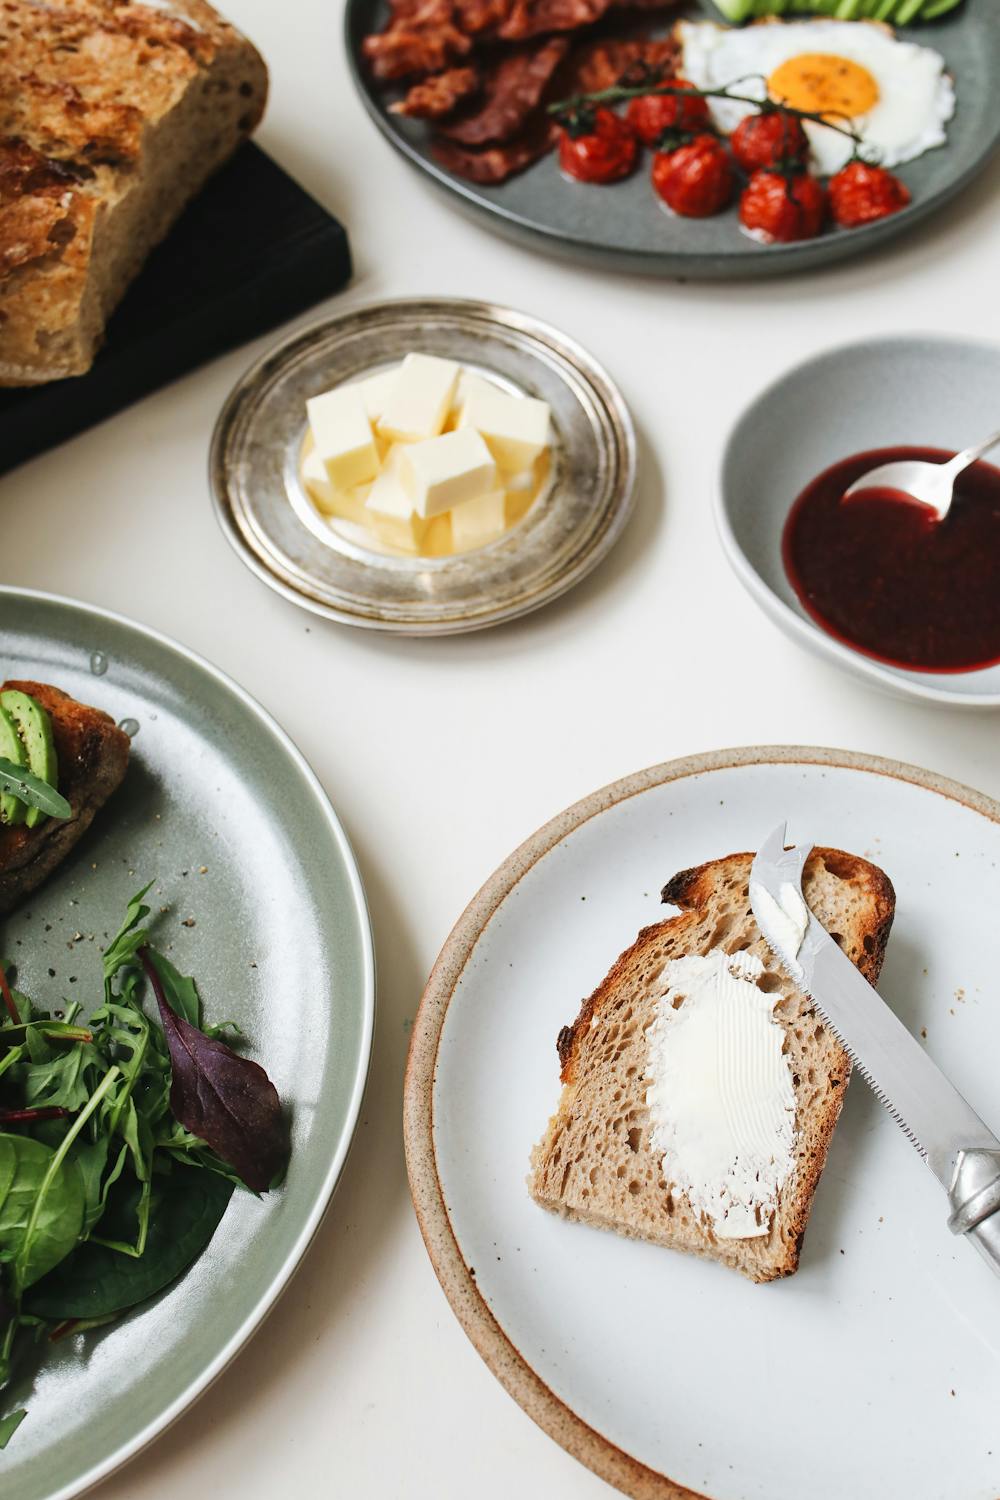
[0,0,268,385]
[529,848,895,1283]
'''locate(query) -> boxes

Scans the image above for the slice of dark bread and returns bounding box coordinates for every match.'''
[529,848,895,1283]
[0,680,130,915]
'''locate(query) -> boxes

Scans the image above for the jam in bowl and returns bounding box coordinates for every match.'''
[782,445,1000,673]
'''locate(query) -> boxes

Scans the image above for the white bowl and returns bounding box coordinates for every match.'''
[716,333,1000,709]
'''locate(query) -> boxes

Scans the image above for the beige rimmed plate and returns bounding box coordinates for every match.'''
[210,298,637,635]
[405,747,1000,1499]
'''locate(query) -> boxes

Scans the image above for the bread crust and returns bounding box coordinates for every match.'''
[533,848,896,1282]
[0,679,131,914]
[0,0,268,384]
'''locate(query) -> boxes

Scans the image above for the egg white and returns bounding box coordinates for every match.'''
[677,19,955,177]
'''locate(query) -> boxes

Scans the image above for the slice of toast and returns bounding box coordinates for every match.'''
[529,848,895,1283]
[0,680,131,915]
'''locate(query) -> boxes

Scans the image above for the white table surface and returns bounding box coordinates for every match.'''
[3,4,1000,1496]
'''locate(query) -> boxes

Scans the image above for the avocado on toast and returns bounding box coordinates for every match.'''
[0,680,130,915]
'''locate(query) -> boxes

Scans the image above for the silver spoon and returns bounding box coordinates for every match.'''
[842,427,1000,522]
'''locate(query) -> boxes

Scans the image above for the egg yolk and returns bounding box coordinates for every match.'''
[767,53,880,121]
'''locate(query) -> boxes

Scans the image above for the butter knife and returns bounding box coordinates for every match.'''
[749,822,1000,1276]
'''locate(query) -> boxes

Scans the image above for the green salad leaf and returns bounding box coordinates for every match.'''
[0,1135,86,1293]
[0,887,289,1443]
[0,759,70,821]
[26,1168,234,1320]
[0,1407,26,1448]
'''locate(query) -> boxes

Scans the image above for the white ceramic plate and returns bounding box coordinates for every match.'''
[406,748,1000,1500]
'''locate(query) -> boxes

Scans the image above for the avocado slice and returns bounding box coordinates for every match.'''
[0,704,29,828]
[0,691,58,829]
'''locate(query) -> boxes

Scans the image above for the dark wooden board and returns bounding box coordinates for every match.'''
[0,144,352,474]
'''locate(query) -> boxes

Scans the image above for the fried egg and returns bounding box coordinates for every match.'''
[677,20,955,177]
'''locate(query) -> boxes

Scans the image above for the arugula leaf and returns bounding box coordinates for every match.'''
[101,884,154,984]
[0,759,70,821]
[73,1139,128,1239]
[143,950,201,1027]
[26,1168,234,1320]
[0,1408,26,1448]
[139,950,288,1193]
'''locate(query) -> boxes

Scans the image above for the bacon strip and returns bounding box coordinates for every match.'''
[391,66,481,120]
[498,0,614,41]
[453,0,513,32]
[431,119,558,183]
[439,37,567,145]
[363,24,472,81]
[555,34,678,94]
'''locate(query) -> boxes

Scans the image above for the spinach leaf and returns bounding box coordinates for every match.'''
[139,950,288,1194]
[25,1167,234,1320]
[0,1135,85,1292]
[0,759,70,821]
[6,1068,118,1292]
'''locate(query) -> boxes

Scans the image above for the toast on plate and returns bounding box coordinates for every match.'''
[0,0,268,385]
[529,847,895,1282]
[0,680,131,914]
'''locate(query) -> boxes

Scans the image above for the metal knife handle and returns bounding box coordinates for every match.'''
[948,1148,1000,1277]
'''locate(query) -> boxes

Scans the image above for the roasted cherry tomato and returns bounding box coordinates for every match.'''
[558,108,638,184]
[651,133,734,218]
[625,77,710,147]
[730,109,809,172]
[739,168,827,243]
[829,160,911,227]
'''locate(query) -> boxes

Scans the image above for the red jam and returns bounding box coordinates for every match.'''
[782,446,1000,673]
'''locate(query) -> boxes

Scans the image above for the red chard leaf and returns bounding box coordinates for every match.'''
[138,949,288,1193]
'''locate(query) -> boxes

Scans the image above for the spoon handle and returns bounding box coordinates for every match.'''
[942,427,1000,480]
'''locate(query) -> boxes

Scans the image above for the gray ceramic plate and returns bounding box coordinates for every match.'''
[406,747,1000,1499]
[0,588,375,1500]
[717,332,1000,708]
[210,298,636,634]
[345,0,1000,277]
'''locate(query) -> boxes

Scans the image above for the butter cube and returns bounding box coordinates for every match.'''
[421,513,454,558]
[399,428,496,519]
[504,454,545,524]
[365,451,430,553]
[450,489,509,551]
[302,448,372,527]
[352,366,401,424]
[447,370,501,429]
[459,386,550,471]
[377,353,459,443]
[505,464,534,492]
[307,386,379,489]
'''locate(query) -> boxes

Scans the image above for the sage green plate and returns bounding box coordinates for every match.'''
[0,587,375,1500]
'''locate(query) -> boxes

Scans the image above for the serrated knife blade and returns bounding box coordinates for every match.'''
[750,823,1000,1274]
